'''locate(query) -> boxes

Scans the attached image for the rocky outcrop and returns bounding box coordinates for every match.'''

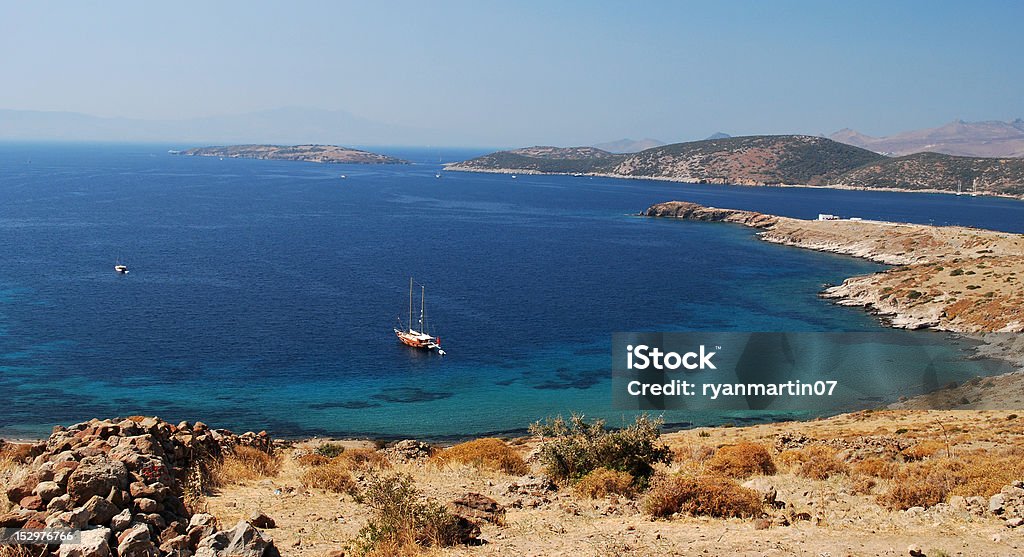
[177,144,408,165]
[2,417,279,557]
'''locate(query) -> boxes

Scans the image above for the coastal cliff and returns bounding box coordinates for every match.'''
[644,201,1024,333]
[176,144,408,165]
[449,135,1024,197]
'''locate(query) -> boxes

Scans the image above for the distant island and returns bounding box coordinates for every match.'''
[447,135,1024,197]
[175,144,408,164]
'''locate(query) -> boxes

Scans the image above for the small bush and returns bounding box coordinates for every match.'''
[643,474,763,519]
[529,414,672,486]
[782,446,848,480]
[339,448,391,471]
[316,443,346,458]
[707,443,776,478]
[353,473,464,555]
[573,468,636,499]
[301,459,358,495]
[903,440,948,461]
[210,446,281,486]
[877,461,959,510]
[433,438,527,475]
[853,457,898,479]
[296,453,331,467]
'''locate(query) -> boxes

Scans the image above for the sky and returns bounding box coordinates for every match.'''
[1,0,1022,147]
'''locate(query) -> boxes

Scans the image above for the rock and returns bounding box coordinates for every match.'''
[135,497,159,513]
[66,457,128,505]
[742,478,778,506]
[449,493,505,524]
[754,518,772,530]
[159,534,190,555]
[48,507,91,529]
[58,526,112,557]
[249,511,276,529]
[19,494,45,511]
[908,544,924,556]
[452,516,481,544]
[33,480,63,503]
[221,520,280,556]
[6,472,40,503]
[110,509,133,533]
[990,493,1006,515]
[117,523,158,557]
[84,495,119,525]
[189,513,218,529]
[0,509,35,528]
[1006,517,1024,528]
[384,439,432,460]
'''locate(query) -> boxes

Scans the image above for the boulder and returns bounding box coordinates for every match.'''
[58,526,112,557]
[34,480,63,503]
[110,508,133,533]
[221,520,280,557]
[742,478,779,506]
[5,472,40,503]
[248,511,276,529]
[66,457,128,505]
[19,494,45,511]
[449,493,505,524]
[84,495,119,525]
[117,523,158,557]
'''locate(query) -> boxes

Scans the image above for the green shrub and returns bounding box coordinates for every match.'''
[315,442,346,458]
[529,414,672,486]
[353,472,464,555]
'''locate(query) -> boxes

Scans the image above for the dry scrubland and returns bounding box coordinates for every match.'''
[7,412,1024,556]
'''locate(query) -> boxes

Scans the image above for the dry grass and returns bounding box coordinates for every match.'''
[432,438,527,475]
[296,453,331,467]
[779,445,849,480]
[0,545,42,557]
[338,448,390,471]
[706,442,776,478]
[573,468,636,499]
[852,457,899,479]
[642,474,763,519]
[300,458,358,495]
[210,446,281,487]
[903,439,949,461]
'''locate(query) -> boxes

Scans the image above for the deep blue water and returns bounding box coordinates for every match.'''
[1,143,1022,438]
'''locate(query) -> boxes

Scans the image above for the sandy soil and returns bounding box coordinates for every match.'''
[200,410,1024,557]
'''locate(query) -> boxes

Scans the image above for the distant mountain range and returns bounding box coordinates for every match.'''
[590,138,665,153]
[830,119,1024,157]
[0,107,445,146]
[447,135,1024,196]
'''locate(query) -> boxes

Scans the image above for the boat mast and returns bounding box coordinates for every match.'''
[408,277,413,333]
[420,285,426,333]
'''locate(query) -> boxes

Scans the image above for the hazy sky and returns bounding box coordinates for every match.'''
[1,0,1022,146]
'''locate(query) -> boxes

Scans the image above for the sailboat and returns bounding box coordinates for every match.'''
[971,177,979,197]
[394,277,445,355]
[114,259,129,274]
[956,180,963,196]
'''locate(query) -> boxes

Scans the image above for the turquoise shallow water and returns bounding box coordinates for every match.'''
[0,143,1021,438]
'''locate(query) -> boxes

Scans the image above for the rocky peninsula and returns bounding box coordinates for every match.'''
[175,145,407,165]
[644,201,1024,333]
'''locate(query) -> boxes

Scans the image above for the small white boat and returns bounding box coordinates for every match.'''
[511,174,517,179]
[114,264,129,274]
[340,174,347,179]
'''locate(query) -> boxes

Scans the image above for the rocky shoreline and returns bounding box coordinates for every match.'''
[644,201,1024,334]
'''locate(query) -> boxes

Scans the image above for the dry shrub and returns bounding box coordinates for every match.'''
[707,443,776,478]
[210,446,280,486]
[0,442,34,465]
[573,468,636,499]
[852,457,899,479]
[296,453,331,467]
[353,472,464,555]
[0,545,42,557]
[433,438,527,475]
[903,440,948,461]
[339,448,390,471]
[301,458,358,495]
[877,459,961,510]
[782,445,849,480]
[850,475,877,495]
[643,474,763,519]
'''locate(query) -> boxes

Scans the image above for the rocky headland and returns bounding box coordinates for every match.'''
[175,145,407,165]
[644,201,1024,334]
[447,135,1024,197]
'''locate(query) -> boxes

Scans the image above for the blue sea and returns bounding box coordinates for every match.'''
[1,143,1022,439]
